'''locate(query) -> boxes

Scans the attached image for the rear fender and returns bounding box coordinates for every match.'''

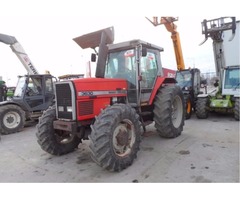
[0,100,22,108]
[149,77,176,105]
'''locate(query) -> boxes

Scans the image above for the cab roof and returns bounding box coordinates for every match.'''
[108,39,164,52]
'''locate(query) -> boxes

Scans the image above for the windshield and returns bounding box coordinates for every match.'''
[14,76,27,97]
[176,71,192,88]
[224,68,240,89]
[105,49,136,87]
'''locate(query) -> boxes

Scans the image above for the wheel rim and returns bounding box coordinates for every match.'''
[3,111,21,129]
[55,130,75,144]
[172,96,183,128]
[113,119,136,157]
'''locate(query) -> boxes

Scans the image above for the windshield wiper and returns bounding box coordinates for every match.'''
[234,82,240,90]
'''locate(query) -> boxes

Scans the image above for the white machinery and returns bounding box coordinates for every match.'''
[196,17,240,120]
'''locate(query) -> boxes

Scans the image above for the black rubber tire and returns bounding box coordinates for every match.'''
[0,104,25,134]
[196,97,209,119]
[153,85,185,138]
[89,104,141,172]
[36,105,81,155]
[234,98,239,121]
[184,95,192,120]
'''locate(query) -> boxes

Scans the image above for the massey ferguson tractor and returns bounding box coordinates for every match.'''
[36,27,185,171]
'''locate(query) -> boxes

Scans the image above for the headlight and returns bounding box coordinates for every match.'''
[58,106,64,112]
[112,97,118,104]
[67,106,72,112]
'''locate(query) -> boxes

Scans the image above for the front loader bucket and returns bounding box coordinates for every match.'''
[73,26,114,49]
[73,27,114,78]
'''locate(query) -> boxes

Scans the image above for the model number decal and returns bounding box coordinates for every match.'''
[78,90,127,96]
[79,91,94,96]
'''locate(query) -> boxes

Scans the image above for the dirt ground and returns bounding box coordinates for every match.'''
[0,112,239,183]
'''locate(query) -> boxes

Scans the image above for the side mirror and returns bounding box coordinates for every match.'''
[142,47,147,57]
[91,53,96,62]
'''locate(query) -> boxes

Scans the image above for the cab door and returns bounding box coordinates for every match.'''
[24,75,54,111]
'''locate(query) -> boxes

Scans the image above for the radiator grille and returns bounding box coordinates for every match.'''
[79,101,93,116]
[55,83,74,119]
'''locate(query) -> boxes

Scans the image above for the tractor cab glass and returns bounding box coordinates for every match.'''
[224,67,240,89]
[14,76,27,97]
[106,46,160,104]
[105,48,159,90]
[176,71,192,89]
[105,49,136,88]
[140,51,158,88]
[26,77,43,96]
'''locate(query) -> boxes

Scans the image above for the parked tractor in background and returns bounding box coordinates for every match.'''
[36,27,185,171]
[6,86,16,100]
[0,33,56,134]
[196,17,240,120]
[0,79,7,102]
[147,17,204,119]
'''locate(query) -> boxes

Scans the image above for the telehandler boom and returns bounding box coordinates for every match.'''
[147,16,203,119]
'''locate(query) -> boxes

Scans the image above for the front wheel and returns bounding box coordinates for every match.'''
[196,97,209,119]
[0,104,25,134]
[153,85,185,138]
[36,105,81,155]
[234,98,239,121]
[89,104,141,171]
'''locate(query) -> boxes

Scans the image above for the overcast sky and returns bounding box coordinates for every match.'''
[0,0,239,86]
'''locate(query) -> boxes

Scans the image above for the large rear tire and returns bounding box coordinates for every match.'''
[0,104,25,134]
[234,98,239,121]
[153,85,185,138]
[36,105,81,155]
[89,104,141,171]
[196,97,209,119]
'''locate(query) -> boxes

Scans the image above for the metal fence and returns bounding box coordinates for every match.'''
[201,72,218,85]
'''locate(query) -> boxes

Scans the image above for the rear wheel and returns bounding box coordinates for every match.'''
[196,97,209,119]
[89,104,141,171]
[234,98,239,121]
[0,104,25,134]
[36,105,81,155]
[153,85,184,138]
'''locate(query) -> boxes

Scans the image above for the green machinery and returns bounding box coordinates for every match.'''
[196,17,240,120]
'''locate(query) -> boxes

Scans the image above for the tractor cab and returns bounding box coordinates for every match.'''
[11,74,55,112]
[175,68,201,98]
[105,40,164,104]
[222,65,240,95]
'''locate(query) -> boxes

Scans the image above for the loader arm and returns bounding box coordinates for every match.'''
[146,17,185,71]
[0,33,39,75]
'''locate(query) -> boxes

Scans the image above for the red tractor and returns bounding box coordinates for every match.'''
[36,27,185,171]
